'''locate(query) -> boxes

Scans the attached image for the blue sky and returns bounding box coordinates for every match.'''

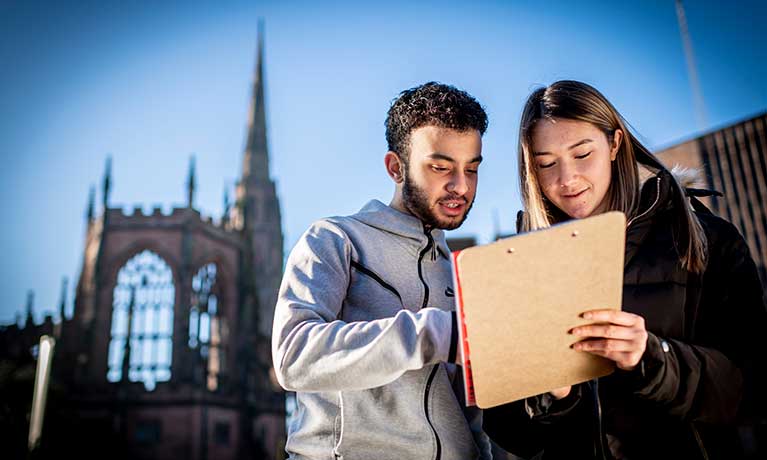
[1,0,765,324]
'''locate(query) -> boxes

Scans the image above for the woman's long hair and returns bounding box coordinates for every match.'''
[518,80,707,273]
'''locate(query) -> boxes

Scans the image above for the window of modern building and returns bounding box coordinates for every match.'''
[135,419,162,444]
[214,421,231,446]
[107,250,175,391]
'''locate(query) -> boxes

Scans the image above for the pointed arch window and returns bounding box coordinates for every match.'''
[107,250,175,391]
[189,263,226,391]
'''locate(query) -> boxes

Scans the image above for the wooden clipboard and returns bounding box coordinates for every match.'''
[452,211,626,408]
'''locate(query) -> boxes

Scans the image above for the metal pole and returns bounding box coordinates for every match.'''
[675,0,708,130]
[28,335,56,452]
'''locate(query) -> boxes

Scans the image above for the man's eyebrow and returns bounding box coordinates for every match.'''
[533,139,593,156]
[427,153,483,163]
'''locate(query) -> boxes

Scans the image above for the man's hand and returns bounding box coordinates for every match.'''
[570,310,648,371]
[548,386,572,400]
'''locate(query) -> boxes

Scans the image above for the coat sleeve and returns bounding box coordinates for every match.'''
[624,218,767,424]
[271,220,456,392]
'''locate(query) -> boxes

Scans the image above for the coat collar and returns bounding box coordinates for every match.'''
[624,170,675,267]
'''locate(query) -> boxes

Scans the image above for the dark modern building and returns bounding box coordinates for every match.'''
[656,111,767,290]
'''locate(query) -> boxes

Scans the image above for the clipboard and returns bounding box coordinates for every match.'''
[452,211,626,408]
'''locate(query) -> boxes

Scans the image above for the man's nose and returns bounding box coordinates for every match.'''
[447,171,469,196]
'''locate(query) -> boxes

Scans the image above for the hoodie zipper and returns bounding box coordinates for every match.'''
[691,424,711,460]
[424,364,442,460]
[419,226,441,460]
[418,226,434,309]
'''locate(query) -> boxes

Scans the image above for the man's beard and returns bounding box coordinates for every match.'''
[401,171,473,230]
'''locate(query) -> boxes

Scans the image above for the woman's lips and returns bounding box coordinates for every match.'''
[562,189,587,199]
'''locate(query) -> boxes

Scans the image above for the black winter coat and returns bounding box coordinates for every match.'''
[484,171,767,460]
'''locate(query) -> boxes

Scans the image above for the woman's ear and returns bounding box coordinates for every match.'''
[610,129,623,161]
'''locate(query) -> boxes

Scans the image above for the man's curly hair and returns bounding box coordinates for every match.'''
[385,82,488,163]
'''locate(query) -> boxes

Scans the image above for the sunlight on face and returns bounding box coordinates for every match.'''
[402,126,482,229]
[531,118,620,219]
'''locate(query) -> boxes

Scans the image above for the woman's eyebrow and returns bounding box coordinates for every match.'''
[567,138,593,150]
[533,138,593,156]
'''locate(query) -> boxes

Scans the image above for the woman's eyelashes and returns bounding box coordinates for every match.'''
[537,151,592,169]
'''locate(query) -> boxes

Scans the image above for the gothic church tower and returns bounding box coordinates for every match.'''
[231,24,284,337]
[0,25,288,460]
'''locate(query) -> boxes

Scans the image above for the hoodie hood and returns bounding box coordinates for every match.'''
[350,200,452,259]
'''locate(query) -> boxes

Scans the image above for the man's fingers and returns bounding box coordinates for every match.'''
[548,386,572,400]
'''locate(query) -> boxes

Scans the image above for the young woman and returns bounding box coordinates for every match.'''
[483,80,767,459]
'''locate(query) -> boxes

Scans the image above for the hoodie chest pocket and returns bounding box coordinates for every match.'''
[342,261,406,321]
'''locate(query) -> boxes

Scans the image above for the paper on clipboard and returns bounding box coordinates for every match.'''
[452,211,626,409]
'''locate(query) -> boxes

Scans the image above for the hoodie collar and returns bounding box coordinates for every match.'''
[350,200,451,259]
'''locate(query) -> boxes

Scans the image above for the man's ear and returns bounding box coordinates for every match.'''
[610,129,623,161]
[385,151,404,183]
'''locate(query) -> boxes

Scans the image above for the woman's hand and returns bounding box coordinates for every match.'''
[570,310,648,371]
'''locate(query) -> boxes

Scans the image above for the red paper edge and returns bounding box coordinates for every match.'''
[451,250,476,407]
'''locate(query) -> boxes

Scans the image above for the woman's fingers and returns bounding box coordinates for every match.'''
[573,338,640,352]
[580,309,645,328]
[571,310,649,371]
[571,323,639,340]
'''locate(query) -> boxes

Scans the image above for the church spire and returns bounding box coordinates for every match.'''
[59,277,68,321]
[25,290,34,328]
[222,183,231,225]
[86,185,95,221]
[242,20,270,183]
[187,155,196,208]
[102,156,112,208]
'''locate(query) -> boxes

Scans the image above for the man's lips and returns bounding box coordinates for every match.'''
[438,199,467,216]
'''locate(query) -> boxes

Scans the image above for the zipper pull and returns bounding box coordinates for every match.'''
[426,230,437,261]
[424,225,437,261]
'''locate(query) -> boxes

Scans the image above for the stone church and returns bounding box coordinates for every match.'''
[0,29,287,460]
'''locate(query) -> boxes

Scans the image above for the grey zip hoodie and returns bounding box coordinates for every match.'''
[273,199,492,460]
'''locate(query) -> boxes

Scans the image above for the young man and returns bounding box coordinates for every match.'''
[272,82,491,460]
